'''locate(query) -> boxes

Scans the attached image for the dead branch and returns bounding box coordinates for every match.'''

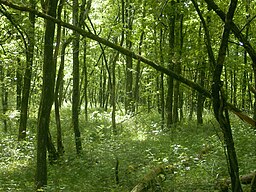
[130,165,172,192]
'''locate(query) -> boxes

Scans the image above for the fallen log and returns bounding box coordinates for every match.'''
[130,165,173,192]
[218,172,256,191]
[240,172,256,185]
[226,171,256,185]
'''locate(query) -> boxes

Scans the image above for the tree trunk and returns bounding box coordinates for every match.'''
[53,0,66,156]
[35,0,58,189]
[125,0,133,113]
[197,67,205,124]
[211,0,242,191]
[134,31,144,113]
[166,2,175,128]
[18,0,35,140]
[72,0,82,154]
[83,39,88,121]
[0,65,8,132]
[242,1,250,109]
[159,28,165,129]
[134,1,145,113]
[55,37,71,155]
[16,58,22,111]
[173,13,184,124]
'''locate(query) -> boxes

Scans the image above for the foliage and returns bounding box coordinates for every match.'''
[0,0,256,191]
[1,109,256,191]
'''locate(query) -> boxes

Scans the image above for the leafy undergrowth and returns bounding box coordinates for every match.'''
[0,109,256,191]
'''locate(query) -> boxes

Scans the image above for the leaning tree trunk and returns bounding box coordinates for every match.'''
[53,0,66,156]
[35,0,58,189]
[211,0,242,191]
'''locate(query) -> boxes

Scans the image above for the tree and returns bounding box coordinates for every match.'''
[18,0,36,140]
[125,0,134,113]
[35,0,58,189]
[210,0,242,190]
[54,0,66,156]
[166,0,175,128]
[72,0,82,154]
[2,1,256,191]
[0,62,8,132]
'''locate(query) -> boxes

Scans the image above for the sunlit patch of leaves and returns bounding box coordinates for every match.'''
[0,133,35,169]
[0,133,35,191]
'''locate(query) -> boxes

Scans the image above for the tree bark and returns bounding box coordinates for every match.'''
[18,0,35,139]
[159,28,165,129]
[83,39,88,121]
[16,58,22,111]
[125,0,134,113]
[72,0,82,154]
[166,2,175,128]
[53,0,66,156]
[35,0,58,189]
[0,64,8,132]
[55,38,71,155]
[211,0,242,191]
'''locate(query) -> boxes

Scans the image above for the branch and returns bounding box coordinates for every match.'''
[0,4,28,50]
[204,0,256,70]
[240,14,256,33]
[191,0,216,67]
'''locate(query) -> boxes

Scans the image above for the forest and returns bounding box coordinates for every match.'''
[0,0,256,191]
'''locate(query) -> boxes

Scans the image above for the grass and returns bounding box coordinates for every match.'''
[0,109,256,191]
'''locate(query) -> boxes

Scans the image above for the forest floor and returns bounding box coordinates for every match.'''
[0,108,256,191]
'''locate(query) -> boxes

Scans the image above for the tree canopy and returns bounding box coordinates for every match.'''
[1,0,256,191]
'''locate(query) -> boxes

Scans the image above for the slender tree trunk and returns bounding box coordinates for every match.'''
[0,66,8,132]
[173,81,180,123]
[166,3,175,128]
[233,67,237,106]
[83,39,88,121]
[111,41,119,135]
[242,1,250,109]
[103,62,107,108]
[196,25,205,124]
[36,0,58,189]
[159,28,165,129]
[211,0,242,191]
[125,0,133,113]
[111,0,125,135]
[99,63,103,107]
[173,13,183,124]
[53,0,66,156]
[197,62,206,124]
[134,1,145,113]
[134,31,144,112]
[55,38,71,155]
[18,0,35,140]
[16,58,22,111]
[72,0,82,154]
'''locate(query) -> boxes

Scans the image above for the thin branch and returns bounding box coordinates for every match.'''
[240,14,256,33]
